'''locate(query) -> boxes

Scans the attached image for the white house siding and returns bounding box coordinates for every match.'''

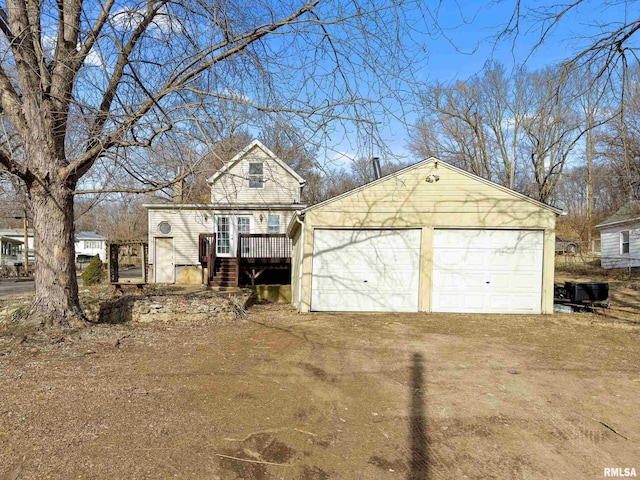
[211,149,301,205]
[600,224,640,269]
[148,208,212,265]
[75,240,106,261]
[148,207,296,266]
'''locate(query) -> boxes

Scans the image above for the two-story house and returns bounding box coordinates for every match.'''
[145,140,306,285]
[75,232,107,263]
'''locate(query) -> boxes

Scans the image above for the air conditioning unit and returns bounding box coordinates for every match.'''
[564,282,609,303]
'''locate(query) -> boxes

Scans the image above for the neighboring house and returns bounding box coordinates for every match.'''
[145,140,306,285]
[0,236,23,266]
[596,201,640,269]
[0,228,34,264]
[288,158,561,314]
[75,232,107,263]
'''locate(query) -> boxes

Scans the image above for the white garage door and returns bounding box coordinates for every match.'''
[311,229,421,312]
[432,229,543,314]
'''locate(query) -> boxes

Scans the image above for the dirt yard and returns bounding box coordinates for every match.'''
[1,279,639,479]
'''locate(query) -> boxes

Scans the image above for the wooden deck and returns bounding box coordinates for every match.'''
[199,233,292,286]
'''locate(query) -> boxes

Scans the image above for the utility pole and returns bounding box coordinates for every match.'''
[22,211,29,276]
[17,187,29,276]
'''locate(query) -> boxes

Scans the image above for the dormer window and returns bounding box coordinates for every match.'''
[249,162,264,189]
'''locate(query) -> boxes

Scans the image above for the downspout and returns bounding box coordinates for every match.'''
[295,212,305,309]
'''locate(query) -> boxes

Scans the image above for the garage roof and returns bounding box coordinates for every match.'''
[288,158,562,235]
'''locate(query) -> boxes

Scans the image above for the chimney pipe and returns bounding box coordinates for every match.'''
[372,157,382,180]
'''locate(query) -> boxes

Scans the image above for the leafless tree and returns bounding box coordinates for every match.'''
[408,62,585,202]
[0,0,428,327]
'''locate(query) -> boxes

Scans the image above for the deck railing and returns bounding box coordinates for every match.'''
[200,232,290,268]
[238,234,291,259]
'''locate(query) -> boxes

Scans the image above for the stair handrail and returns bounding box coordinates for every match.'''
[205,233,216,283]
[198,233,216,265]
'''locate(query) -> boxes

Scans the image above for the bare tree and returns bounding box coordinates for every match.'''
[0,0,427,327]
[408,62,586,201]
[517,66,584,203]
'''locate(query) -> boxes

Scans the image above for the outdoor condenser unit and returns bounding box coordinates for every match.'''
[564,282,609,303]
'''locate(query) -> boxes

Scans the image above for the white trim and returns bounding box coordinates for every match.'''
[248,161,265,189]
[596,217,640,229]
[620,230,630,255]
[154,237,175,283]
[267,213,281,234]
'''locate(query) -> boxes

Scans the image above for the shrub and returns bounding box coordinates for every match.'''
[82,254,105,286]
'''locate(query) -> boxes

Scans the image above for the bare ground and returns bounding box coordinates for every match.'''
[1,279,639,479]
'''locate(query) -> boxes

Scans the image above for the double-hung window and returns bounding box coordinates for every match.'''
[248,162,264,189]
[621,230,630,254]
[267,214,280,234]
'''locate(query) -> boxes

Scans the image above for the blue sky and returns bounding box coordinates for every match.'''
[421,0,634,81]
[330,0,639,166]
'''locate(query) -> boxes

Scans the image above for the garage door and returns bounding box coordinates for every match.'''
[311,229,421,312]
[432,229,543,314]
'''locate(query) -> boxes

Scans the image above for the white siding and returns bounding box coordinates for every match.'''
[148,209,212,265]
[211,148,301,204]
[75,240,107,261]
[148,207,296,266]
[600,224,640,269]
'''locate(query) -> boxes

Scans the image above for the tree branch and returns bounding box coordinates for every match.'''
[65,0,322,181]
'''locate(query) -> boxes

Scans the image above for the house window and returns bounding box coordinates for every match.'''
[621,230,630,254]
[158,221,172,234]
[267,214,280,234]
[248,162,264,189]
[216,216,230,254]
[237,217,251,256]
[84,240,101,249]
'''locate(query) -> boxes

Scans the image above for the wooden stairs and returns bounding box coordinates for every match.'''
[208,257,239,287]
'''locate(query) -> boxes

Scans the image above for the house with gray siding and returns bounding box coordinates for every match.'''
[596,202,640,269]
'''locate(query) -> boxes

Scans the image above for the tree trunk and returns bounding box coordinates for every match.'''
[26,180,87,328]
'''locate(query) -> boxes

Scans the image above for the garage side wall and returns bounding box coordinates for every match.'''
[296,161,557,314]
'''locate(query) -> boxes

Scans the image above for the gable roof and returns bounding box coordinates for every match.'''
[298,157,563,216]
[75,231,106,241]
[206,140,305,185]
[595,201,640,229]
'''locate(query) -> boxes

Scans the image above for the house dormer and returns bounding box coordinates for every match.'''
[207,140,306,205]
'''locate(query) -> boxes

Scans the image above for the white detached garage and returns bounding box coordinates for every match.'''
[288,159,561,314]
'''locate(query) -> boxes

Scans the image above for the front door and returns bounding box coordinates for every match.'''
[216,215,251,257]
